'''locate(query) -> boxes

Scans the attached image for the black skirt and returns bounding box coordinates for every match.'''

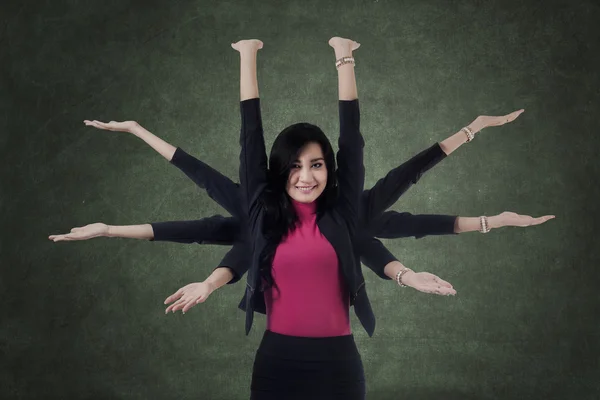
[250,329,366,400]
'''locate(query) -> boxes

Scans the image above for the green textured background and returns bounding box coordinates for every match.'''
[2,0,599,399]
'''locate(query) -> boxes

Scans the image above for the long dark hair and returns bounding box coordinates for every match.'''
[258,122,338,293]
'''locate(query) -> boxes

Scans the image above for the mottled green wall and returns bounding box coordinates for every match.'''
[2,0,598,399]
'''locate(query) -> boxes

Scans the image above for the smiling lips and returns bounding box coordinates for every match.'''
[296,185,316,193]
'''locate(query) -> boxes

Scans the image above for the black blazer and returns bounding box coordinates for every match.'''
[152,98,456,336]
[237,97,422,337]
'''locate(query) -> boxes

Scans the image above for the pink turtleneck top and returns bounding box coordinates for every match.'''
[263,197,351,337]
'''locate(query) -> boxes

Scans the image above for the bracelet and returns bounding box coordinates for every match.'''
[336,56,355,69]
[395,267,413,288]
[479,216,490,233]
[461,126,475,142]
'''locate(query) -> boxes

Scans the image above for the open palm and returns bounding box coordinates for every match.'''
[48,223,108,242]
[499,211,555,227]
[403,272,457,296]
[83,120,138,133]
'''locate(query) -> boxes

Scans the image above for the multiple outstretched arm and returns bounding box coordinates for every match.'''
[54,40,555,313]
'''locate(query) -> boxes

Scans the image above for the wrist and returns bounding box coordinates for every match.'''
[105,225,114,237]
[334,47,353,59]
[467,121,482,135]
[204,280,217,293]
[129,122,142,136]
[487,215,502,229]
[401,270,416,285]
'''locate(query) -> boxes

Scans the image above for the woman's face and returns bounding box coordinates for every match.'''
[286,142,328,203]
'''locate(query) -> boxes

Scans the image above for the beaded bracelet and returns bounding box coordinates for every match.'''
[461,126,475,142]
[336,56,355,69]
[395,267,413,287]
[479,216,490,233]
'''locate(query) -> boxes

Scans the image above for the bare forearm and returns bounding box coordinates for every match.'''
[130,124,177,161]
[438,121,483,156]
[453,215,501,233]
[334,47,357,101]
[239,50,259,101]
[204,267,234,292]
[107,224,155,240]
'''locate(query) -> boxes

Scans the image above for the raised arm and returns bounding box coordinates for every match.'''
[168,148,242,217]
[360,143,447,223]
[359,109,526,222]
[232,40,268,221]
[82,120,242,218]
[330,37,364,234]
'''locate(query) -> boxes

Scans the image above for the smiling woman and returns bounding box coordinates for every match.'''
[230,36,372,399]
[49,33,554,400]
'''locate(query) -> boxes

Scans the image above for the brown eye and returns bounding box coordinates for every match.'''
[313,163,323,168]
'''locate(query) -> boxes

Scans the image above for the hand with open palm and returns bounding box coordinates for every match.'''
[495,211,555,228]
[48,223,109,242]
[402,271,457,296]
[469,109,525,134]
[83,120,139,134]
[164,282,216,314]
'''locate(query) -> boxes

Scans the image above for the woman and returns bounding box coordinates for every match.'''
[228,37,380,399]
[50,37,554,399]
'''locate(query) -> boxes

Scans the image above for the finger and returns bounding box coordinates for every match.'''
[51,234,71,241]
[182,298,200,313]
[434,277,454,289]
[435,286,457,296]
[169,296,189,311]
[86,122,104,130]
[89,120,107,128]
[532,215,556,225]
[164,289,184,304]
[171,298,189,312]
[505,109,524,121]
[163,289,183,304]
[165,298,185,313]
[424,284,456,296]
[93,121,108,129]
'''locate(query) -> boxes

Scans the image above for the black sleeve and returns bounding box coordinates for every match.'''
[213,241,251,285]
[149,215,239,245]
[170,147,243,218]
[336,99,365,235]
[371,211,458,239]
[361,143,447,224]
[357,235,396,281]
[238,98,268,224]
